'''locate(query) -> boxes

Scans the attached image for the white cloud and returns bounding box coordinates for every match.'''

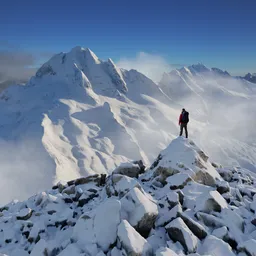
[116,52,173,83]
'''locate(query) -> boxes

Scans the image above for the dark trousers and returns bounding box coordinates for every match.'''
[180,123,188,138]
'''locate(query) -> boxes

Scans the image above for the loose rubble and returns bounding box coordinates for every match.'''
[0,137,256,256]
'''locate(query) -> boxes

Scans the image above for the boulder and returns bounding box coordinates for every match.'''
[238,239,256,256]
[106,174,140,198]
[121,187,158,237]
[94,199,121,252]
[212,226,228,239]
[198,235,235,256]
[113,162,142,178]
[16,208,33,220]
[166,191,179,208]
[177,212,207,239]
[216,181,230,194]
[166,173,192,190]
[117,220,153,256]
[195,191,228,213]
[155,203,182,227]
[165,217,198,253]
[195,212,225,228]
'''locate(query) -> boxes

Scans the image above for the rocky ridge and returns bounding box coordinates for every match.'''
[0,137,256,256]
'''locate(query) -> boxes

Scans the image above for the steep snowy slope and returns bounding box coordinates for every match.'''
[0,138,256,256]
[159,64,256,172]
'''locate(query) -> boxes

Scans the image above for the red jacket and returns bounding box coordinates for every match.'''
[179,114,182,125]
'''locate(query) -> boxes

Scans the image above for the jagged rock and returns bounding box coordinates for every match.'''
[196,212,225,228]
[121,187,158,237]
[106,174,140,197]
[155,247,178,256]
[74,174,100,186]
[16,208,33,220]
[177,212,207,239]
[195,191,228,213]
[94,199,121,252]
[193,170,216,186]
[216,180,230,194]
[78,191,98,207]
[113,162,142,178]
[166,191,179,208]
[212,226,228,239]
[218,168,233,182]
[62,185,76,195]
[176,190,185,205]
[117,220,153,256]
[197,150,209,162]
[133,160,146,173]
[198,235,235,256]
[167,173,192,189]
[238,239,256,256]
[154,167,180,183]
[211,162,219,168]
[165,217,198,253]
[155,203,182,227]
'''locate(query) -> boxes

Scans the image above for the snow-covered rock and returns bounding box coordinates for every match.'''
[94,199,121,251]
[16,208,33,220]
[155,247,178,256]
[165,217,198,253]
[106,174,141,197]
[117,220,153,256]
[198,235,235,256]
[238,239,256,256]
[0,138,255,256]
[151,138,222,187]
[121,187,158,236]
[113,162,143,178]
[195,190,228,213]
[177,212,207,239]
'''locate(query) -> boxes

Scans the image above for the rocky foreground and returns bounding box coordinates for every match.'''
[0,137,256,256]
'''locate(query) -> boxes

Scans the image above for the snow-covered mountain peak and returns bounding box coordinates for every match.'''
[188,63,210,73]
[211,67,230,77]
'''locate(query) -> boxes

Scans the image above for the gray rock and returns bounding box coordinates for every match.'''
[196,212,225,228]
[178,212,207,239]
[113,162,141,178]
[16,208,33,220]
[165,217,198,253]
[238,239,256,256]
[117,220,153,256]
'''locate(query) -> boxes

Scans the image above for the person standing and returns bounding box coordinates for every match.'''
[179,108,189,138]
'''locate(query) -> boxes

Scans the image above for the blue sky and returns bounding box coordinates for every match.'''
[0,0,256,75]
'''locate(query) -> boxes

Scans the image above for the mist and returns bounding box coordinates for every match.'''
[116,52,174,83]
[0,138,56,206]
[159,70,256,172]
